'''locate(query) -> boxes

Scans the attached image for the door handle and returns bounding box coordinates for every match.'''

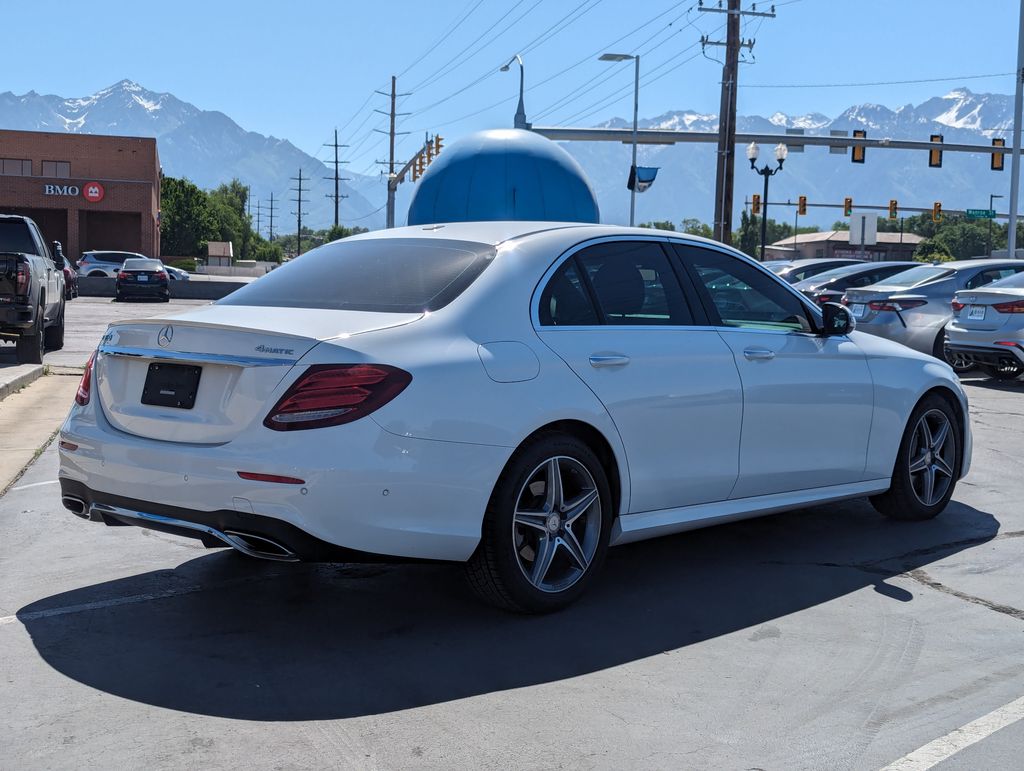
[589,354,630,368]
[743,347,776,361]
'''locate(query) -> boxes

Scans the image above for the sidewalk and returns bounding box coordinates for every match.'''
[0,374,80,494]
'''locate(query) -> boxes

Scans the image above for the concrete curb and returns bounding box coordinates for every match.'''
[0,364,44,403]
[78,276,244,301]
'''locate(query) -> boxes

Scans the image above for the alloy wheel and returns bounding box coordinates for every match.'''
[512,456,602,594]
[908,409,956,507]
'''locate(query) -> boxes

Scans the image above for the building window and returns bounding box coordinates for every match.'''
[1,158,32,176]
[41,160,71,178]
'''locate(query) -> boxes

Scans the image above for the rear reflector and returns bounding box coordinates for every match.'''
[264,364,412,431]
[237,471,305,485]
[75,351,96,406]
[59,440,79,451]
[993,299,1024,314]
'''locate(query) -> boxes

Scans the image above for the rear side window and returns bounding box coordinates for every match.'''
[575,241,692,325]
[538,259,599,326]
[0,220,40,255]
[219,237,495,313]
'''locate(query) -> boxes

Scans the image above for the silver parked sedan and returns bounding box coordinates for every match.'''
[843,259,1024,371]
[946,270,1024,381]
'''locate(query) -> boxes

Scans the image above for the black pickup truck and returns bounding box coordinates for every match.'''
[0,214,65,364]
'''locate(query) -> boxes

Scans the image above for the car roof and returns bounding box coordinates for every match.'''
[85,250,146,256]
[346,221,722,249]
[942,258,1024,269]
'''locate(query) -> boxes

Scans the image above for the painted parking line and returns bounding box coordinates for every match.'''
[881,695,1024,771]
[10,480,58,492]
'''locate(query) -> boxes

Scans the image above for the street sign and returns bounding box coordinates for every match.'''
[849,212,877,246]
[966,209,996,219]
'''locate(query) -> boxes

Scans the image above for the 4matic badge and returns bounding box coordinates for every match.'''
[255,344,295,355]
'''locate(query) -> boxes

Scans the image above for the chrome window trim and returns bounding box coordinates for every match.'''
[98,345,298,367]
[530,234,824,335]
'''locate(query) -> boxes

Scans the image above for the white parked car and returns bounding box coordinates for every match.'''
[59,222,972,612]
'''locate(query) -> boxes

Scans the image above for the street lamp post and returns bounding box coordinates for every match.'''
[989,193,1004,256]
[747,142,788,260]
[599,52,640,226]
[500,54,528,129]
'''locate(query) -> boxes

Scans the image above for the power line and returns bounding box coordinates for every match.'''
[742,71,1016,89]
[397,0,487,78]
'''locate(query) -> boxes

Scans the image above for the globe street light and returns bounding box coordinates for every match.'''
[748,141,788,260]
[500,54,528,130]
[599,52,640,226]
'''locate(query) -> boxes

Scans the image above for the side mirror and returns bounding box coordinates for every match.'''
[821,302,855,336]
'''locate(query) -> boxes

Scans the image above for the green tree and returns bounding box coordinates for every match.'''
[208,180,251,260]
[681,218,713,238]
[160,176,218,257]
[639,220,676,231]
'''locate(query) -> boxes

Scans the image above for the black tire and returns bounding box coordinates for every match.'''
[44,300,64,351]
[978,363,1023,381]
[465,433,613,613]
[935,333,974,373]
[15,305,44,364]
[870,393,962,521]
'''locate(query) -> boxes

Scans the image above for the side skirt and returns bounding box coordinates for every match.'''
[611,479,891,546]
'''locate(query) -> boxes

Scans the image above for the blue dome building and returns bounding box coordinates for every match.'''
[407,129,599,226]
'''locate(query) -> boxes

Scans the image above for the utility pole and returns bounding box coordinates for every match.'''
[1009,0,1024,258]
[323,128,350,228]
[701,0,775,244]
[290,169,308,255]
[267,192,276,242]
[375,76,411,228]
[252,200,263,238]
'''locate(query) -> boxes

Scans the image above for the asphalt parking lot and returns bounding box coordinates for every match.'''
[1,300,1023,769]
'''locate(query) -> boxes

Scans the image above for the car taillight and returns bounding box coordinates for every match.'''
[264,364,412,431]
[76,351,96,406]
[992,299,1024,314]
[155,271,167,279]
[117,271,129,280]
[868,299,927,312]
[15,264,28,295]
[951,300,965,312]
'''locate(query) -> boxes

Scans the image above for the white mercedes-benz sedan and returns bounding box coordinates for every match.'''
[59,222,972,612]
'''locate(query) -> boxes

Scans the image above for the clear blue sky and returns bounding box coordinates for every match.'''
[2,0,1019,174]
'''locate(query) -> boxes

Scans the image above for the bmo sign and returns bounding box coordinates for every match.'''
[43,181,105,203]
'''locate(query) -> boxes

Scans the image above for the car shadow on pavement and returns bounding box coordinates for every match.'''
[18,497,998,721]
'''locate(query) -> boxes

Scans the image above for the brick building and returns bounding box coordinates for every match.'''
[0,129,159,260]
[764,230,924,261]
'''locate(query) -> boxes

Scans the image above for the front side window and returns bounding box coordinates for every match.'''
[575,241,692,325]
[219,237,494,313]
[677,245,813,333]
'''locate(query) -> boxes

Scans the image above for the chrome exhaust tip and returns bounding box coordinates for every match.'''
[62,495,89,519]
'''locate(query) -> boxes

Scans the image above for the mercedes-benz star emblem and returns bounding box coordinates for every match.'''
[157,325,174,348]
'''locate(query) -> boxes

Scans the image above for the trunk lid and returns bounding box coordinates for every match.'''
[96,305,421,444]
[952,287,1024,331]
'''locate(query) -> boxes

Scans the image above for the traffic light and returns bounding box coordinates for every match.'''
[888,199,898,220]
[992,137,1006,171]
[843,197,853,216]
[851,129,866,163]
[932,201,942,222]
[797,195,807,216]
[434,135,443,156]
[929,134,944,168]
[425,139,434,165]
[412,155,425,181]
[751,194,761,215]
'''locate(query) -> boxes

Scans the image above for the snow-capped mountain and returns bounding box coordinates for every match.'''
[0,80,384,229]
[569,87,1017,227]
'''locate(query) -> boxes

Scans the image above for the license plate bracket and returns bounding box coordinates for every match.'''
[850,303,866,318]
[141,362,202,409]
[968,304,986,320]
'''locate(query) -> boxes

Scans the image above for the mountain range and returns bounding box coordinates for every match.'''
[0,81,1015,230]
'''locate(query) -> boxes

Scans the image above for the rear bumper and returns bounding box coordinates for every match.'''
[58,400,512,562]
[0,301,37,331]
[945,342,1024,368]
[116,283,169,297]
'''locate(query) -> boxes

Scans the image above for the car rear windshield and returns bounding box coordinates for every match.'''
[0,220,39,255]
[123,258,162,271]
[219,237,496,313]
[880,265,953,287]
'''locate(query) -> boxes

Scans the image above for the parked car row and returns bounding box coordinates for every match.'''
[77,250,190,281]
